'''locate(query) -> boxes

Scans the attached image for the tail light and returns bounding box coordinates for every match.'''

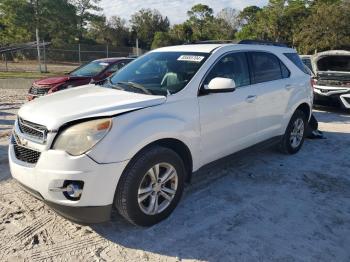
[310,78,317,89]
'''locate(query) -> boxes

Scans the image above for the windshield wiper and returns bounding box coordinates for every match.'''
[104,78,124,90]
[117,81,153,95]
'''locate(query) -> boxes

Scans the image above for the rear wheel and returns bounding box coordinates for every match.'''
[114,146,185,226]
[280,109,307,154]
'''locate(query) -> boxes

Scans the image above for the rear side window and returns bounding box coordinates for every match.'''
[249,52,288,84]
[284,53,310,75]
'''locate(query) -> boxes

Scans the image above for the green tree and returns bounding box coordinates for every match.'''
[151,31,175,49]
[237,5,261,26]
[0,0,78,46]
[236,0,309,45]
[84,15,108,44]
[295,0,350,53]
[108,16,130,46]
[217,7,239,31]
[170,23,193,43]
[69,0,102,42]
[86,15,130,46]
[0,0,33,45]
[130,8,170,49]
[38,0,78,45]
[186,4,214,40]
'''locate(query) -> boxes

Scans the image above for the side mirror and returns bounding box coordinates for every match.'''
[204,77,236,93]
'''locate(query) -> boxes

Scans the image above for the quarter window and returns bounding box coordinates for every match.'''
[281,62,291,78]
[284,53,310,75]
[204,52,250,88]
[250,52,288,84]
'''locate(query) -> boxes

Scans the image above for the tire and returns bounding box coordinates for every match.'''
[114,146,186,226]
[279,109,307,154]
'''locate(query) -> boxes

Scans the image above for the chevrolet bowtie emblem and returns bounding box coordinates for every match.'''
[18,136,28,146]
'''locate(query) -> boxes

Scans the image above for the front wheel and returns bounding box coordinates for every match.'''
[279,109,307,154]
[114,146,186,226]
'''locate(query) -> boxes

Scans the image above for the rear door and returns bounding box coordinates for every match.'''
[198,52,259,165]
[247,51,292,142]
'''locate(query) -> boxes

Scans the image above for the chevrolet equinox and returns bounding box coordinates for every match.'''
[9,42,313,226]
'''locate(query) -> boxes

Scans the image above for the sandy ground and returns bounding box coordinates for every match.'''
[0,87,350,262]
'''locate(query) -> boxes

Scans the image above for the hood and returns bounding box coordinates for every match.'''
[313,50,350,76]
[18,85,166,130]
[34,76,70,86]
[34,75,90,86]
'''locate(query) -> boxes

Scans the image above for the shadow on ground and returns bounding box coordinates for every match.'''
[90,128,350,261]
[0,144,11,181]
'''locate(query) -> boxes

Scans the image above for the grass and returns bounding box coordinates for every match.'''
[0,71,63,79]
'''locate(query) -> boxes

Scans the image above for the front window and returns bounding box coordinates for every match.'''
[108,52,209,95]
[70,61,110,77]
[203,52,250,88]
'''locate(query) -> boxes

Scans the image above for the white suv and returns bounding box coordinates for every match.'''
[9,42,313,226]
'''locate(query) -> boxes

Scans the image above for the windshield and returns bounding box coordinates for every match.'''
[108,51,209,95]
[317,56,350,72]
[70,61,110,77]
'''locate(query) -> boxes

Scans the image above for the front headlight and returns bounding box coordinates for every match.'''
[53,118,112,156]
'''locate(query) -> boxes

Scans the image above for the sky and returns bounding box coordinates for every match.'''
[100,0,269,25]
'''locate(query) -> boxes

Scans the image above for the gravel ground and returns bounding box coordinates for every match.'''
[0,88,350,262]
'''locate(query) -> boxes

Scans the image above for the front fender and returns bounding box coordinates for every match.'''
[88,100,200,167]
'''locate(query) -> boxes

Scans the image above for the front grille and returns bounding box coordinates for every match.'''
[29,86,49,96]
[317,80,350,88]
[13,135,41,164]
[18,118,47,142]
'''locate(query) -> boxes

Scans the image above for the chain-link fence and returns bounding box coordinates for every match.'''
[0,43,146,73]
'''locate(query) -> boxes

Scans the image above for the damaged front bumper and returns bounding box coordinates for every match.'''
[313,85,350,109]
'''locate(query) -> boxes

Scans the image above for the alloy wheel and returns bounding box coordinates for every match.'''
[137,163,178,215]
[290,118,304,148]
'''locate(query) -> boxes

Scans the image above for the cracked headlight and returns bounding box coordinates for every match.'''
[53,118,112,156]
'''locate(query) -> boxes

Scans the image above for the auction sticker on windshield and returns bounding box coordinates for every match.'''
[177,55,205,62]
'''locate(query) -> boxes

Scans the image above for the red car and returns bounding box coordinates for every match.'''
[28,57,134,100]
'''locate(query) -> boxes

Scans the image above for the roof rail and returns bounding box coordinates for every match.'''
[238,39,288,48]
[192,40,237,44]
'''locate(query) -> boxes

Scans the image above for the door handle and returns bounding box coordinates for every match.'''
[285,84,293,90]
[246,95,257,103]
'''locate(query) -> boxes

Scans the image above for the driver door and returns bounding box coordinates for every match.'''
[198,52,259,165]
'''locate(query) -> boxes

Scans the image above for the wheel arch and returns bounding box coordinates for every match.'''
[296,102,311,120]
[126,138,193,183]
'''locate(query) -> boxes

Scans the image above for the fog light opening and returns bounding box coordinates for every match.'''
[63,180,84,201]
